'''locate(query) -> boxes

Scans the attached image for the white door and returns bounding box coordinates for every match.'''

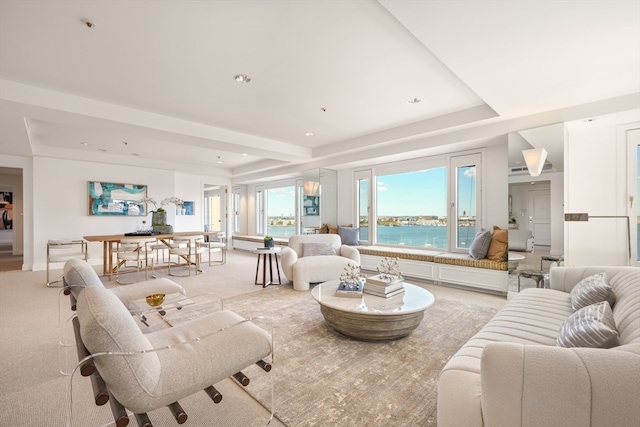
[528,189,551,246]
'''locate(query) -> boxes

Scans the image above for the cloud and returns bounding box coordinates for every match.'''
[377,181,389,192]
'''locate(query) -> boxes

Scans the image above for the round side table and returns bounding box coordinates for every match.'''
[252,247,282,288]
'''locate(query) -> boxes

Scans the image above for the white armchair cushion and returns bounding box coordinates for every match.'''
[302,242,337,256]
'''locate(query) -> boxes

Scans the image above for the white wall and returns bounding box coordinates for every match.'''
[564,117,639,266]
[28,157,227,270]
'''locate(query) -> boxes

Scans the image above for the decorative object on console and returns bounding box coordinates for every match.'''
[145,293,166,307]
[88,181,147,216]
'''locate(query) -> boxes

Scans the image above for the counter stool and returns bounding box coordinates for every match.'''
[47,239,88,287]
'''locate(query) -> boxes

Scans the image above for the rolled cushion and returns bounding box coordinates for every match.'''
[468,230,492,259]
[486,226,508,261]
[557,301,619,348]
[338,226,360,246]
[303,242,337,256]
[570,273,616,311]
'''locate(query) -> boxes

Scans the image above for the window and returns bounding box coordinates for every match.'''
[375,166,448,248]
[452,154,481,250]
[256,189,264,235]
[358,153,481,252]
[232,190,241,233]
[355,170,371,244]
[265,186,296,237]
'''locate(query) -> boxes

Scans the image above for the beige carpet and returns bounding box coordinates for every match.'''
[217,286,498,426]
[0,249,505,426]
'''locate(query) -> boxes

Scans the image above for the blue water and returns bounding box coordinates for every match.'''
[267,225,477,249]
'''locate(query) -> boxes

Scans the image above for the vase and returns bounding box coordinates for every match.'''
[152,211,167,225]
[181,207,186,215]
[265,240,274,248]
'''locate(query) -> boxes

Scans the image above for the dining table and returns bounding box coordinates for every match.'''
[84,231,219,280]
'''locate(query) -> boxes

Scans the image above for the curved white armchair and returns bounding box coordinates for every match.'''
[281,234,360,291]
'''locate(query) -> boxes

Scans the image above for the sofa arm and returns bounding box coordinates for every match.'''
[340,245,361,265]
[481,342,640,427]
[280,247,298,281]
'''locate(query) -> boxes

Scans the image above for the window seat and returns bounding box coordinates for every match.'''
[357,246,508,295]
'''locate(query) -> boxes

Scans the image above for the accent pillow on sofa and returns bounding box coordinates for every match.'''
[486,226,508,261]
[557,301,619,348]
[338,226,360,246]
[570,273,616,311]
[468,230,492,259]
[302,242,337,256]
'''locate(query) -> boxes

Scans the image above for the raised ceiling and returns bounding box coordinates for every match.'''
[1,1,638,182]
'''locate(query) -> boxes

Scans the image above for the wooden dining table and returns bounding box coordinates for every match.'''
[84,231,218,280]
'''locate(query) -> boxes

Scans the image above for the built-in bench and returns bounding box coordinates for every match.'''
[232,235,508,295]
[357,246,508,295]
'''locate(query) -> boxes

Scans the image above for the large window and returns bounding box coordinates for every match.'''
[232,189,241,233]
[265,186,296,237]
[375,167,448,248]
[358,153,481,252]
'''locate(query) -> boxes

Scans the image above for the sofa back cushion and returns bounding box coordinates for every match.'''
[288,234,343,257]
[608,268,640,345]
[63,258,104,298]
[77,286,161,401]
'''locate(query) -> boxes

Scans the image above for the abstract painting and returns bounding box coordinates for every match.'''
[88,181,147,216]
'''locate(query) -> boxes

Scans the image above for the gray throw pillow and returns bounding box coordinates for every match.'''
[468,230,492,259]
[557,301,619,348]
[570,273,616,311]
[302,242,337,257]
[338,226,360,246]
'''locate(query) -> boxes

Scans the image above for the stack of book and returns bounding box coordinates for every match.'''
[335,281,364,298]
[364,275,405,298]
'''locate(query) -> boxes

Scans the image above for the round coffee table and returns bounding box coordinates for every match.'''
[311,280,435,341]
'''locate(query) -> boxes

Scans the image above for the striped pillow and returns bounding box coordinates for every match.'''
[557,301,619,348]
[569,273,616,311]
[302,242,336,257]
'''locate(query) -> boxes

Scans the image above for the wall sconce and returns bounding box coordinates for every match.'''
[522,147,548,177]
[564,213,631,261]
[303,180,319,196]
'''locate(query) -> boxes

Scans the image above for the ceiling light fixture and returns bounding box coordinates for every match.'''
[80,142,88,146]
[233,74,251,83]
[408,97,422,104]
[242,153,248,156]
[216,156,222,164]
[305,132,314,137]
[81,18,96,28]
[522,147,548,177]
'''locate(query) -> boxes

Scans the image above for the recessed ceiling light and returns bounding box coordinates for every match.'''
[305,132,314,137]
[584,118,597,123]
[81,18,96,29]
[216,156,222,164]
[233,74,251,83]
[132,153,140,156]
[80,142,88,146]
[407,97,422,104]
[98,148,107,152]
[242,153,248,156]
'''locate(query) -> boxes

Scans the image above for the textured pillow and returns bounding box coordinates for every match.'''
[338,226,360,246]
[468,230,492,259]
[486,226,508,261]
[570,273,616,311]
[557,301,619,348]
[302,242,337,257]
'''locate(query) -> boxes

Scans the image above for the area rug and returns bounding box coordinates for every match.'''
[209,285,498,427]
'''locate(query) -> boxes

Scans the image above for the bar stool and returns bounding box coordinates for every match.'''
[198,232,227,266]
[115,237,156,284]
[47,239,88,287]
[168,235,206,277]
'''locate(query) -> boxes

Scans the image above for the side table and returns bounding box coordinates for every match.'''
[253,247,282,288]
[540,255,563,271]
[517,269,546,292]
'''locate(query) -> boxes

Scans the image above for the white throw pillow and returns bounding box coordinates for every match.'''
[302,242,337,257]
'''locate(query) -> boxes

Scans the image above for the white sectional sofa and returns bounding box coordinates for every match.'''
[437,266,640,427]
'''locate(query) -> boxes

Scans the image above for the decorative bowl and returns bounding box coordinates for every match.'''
[146,293,166,307]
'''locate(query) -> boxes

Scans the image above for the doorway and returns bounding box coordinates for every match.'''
[528,188,551,246]
[203,185,226,237]
[0,167,23,271]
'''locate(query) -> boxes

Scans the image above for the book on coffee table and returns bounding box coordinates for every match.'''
[335,281,364,298]
[363,287,405,298]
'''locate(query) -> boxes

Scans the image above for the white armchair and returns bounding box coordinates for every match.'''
[281,234,360,291]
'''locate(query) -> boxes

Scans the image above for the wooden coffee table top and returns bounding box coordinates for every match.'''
[311,280,434,315]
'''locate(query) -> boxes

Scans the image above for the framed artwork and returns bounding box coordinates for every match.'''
[303,195,319,216]
[183,201,195,215]
[88,181,147,216]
